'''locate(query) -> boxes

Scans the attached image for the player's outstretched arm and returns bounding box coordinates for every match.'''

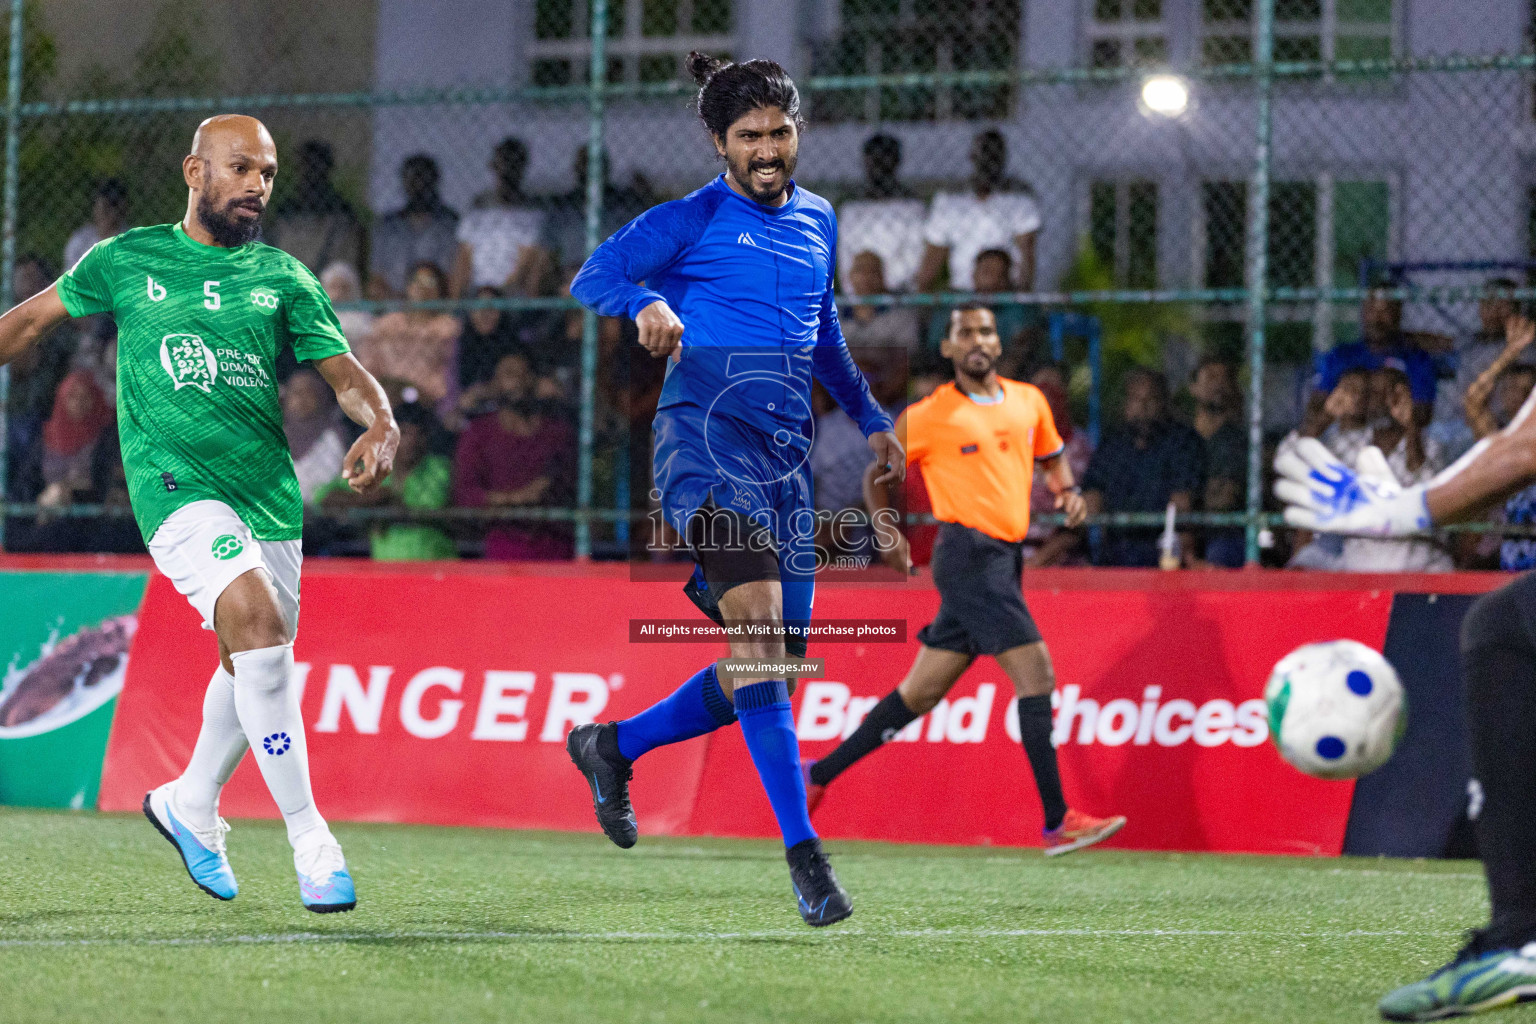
[0,284,72,367]
[1422,390,1536,524]
[1277,313,1536,535]
[314,352,399,494]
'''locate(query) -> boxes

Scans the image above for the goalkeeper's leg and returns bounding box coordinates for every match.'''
[1379,573,1536,1020]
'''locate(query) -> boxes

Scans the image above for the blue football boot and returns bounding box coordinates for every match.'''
[295,840,357,913]
[143,782,238,901]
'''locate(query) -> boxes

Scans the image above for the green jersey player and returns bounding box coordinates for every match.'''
[0,115,398,912]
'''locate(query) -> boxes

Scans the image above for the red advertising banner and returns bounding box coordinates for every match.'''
[99,563,1406,854]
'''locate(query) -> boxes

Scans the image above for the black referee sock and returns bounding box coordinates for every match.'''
[808,689,918,787]
[1017,695,1067,832]
[1462,581,1536,947]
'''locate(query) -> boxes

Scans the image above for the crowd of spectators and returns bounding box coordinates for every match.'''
[9,131,1535,572]
[3,136,624,559]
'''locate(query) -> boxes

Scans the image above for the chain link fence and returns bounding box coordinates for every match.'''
[5,0,1536,570]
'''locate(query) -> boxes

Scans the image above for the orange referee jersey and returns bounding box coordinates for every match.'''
[900,378,1065,543]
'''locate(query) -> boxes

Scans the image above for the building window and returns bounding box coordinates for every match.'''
[1086,0,1169,70]
[809,0,1023,122]
[1201,175,1392,353]
[528,0,733,87]
[1089,179,1159,288]
[1201,0,1395,69]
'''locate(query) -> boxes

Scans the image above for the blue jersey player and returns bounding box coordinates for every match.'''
[566,52,902,926]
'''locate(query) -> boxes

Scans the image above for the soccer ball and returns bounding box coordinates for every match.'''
[1263,639,1405,780]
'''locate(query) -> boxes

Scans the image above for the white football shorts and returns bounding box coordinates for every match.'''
[147,499,301,635]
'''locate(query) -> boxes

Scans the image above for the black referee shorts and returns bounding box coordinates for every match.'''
[916,522,1043,657]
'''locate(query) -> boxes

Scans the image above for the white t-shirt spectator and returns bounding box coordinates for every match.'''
[1340,434,1453,573]
[456,205,546,290]
[837,199,926,293]
[64,225,104,273]
[923,191,1042,290]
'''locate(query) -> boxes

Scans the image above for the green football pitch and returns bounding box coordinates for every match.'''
[0,807,1519,1024]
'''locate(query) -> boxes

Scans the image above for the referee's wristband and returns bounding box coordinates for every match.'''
[1061,485,1082,496]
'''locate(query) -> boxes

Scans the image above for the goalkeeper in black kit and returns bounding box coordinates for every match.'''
[1276,312,1536,1021]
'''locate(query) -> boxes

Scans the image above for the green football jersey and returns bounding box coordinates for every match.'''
[56,222,350,543]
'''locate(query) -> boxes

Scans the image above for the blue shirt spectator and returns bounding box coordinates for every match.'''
[1314,291,1442,406]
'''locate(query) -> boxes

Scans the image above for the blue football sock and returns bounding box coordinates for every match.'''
[615,664,736,762]
[734,679,817,849]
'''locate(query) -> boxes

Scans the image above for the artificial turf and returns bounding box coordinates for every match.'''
[0,806,1516,1023]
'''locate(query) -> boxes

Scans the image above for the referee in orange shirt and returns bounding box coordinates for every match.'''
[804,303,1126,856]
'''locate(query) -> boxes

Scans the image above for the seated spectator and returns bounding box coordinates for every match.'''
[1430,278,1520,463]
[283,367,349,504]
[317,402,456,561]
[1462,313,1536,571]
[63,179,128,272]
[36,371,112,511]
[320,261,375,343]
[21,371,138,553]
[543,265,614,375]
[1279,367,1373,570]
[1314,288,1443,412]
[1463,302,1534,441]
[354,261,461,421]
[7,255,74,494]
[450,137,549,299]
[453,352,575,560]
[542,146,654,274]
[1024,369,1093,567]
[926,248,1033,350]
[265,140,363,275]
[837,134,926,293]
[840,251,920,353]
[1080,368,1205,567]
[457,285,528,397]
[369,154,459,299]
[916,129,1039,292]
[810,350,901,563]
[1190,356,1247,568]
[1337,367,1451,572]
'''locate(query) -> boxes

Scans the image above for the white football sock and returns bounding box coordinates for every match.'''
[230,644,332,851]
[175,664,248,830]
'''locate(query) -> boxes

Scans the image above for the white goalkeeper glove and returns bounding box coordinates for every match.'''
[1273,437,1431,537]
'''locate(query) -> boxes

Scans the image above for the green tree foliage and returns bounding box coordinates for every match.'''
[1058,243,1194,423]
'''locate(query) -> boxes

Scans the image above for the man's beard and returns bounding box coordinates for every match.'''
[959,351,995,378]
[196,191,263,247]
[728,151,797,205]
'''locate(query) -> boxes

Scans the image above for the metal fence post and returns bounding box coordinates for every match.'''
[576,0,609,560]
[0,0,23,551]
[1243,0,1275,566]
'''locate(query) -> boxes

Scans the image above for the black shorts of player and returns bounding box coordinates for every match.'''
[681,501,810,657]
[916,521,1043,657]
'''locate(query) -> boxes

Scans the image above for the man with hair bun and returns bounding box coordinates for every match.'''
[569,52,902,926]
